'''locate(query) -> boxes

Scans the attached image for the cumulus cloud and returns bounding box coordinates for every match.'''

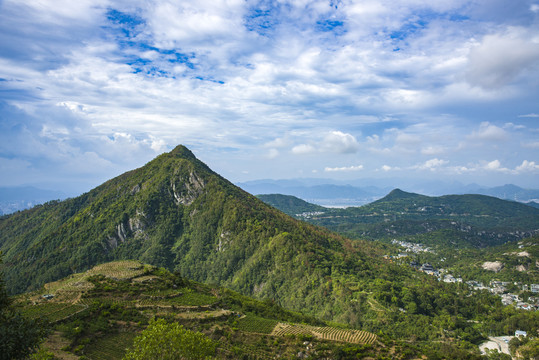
[484,159,510,172]
[515,160,539,173]
[321,131,360,154]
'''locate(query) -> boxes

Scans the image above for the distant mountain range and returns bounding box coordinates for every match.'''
[2,178,537,216]
[258,190,539,248]
[238,179,539,207]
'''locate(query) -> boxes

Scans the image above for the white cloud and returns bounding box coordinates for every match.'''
[324,165,364,172]
[518,113,539,118]
[147,0,247,49]
[321,131,360,154]
[466,29,539,88]
[291,144,317,155]
[414,158,449,171]
[469,122,508,141]
[484,159,510,172]
[515,160,539,173]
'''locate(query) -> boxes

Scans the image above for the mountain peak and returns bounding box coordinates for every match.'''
[169,145,197,160]
[381,188,418,201]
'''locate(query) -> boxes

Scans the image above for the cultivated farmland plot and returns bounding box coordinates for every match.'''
[21,302,87,323]
[83,332,137,360]
[271,323,377,344]
[237,315,278,334]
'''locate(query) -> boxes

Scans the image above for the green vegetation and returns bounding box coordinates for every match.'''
[0,255,46,360]
[236,315,277,334]
[509,336,539,359]
[123,318,217,360]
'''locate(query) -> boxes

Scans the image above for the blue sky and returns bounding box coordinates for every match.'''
[1,0,538,194]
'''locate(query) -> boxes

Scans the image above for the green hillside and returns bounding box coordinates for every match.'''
[17,261,391,359]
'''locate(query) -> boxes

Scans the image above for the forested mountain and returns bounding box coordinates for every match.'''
[1,146,360,298]
[269,189,539,248]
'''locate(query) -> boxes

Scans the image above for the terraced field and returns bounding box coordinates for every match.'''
[236,315,278,334]
[271,322,377,344]
[19,261,384,359]
[83,332,137,360]
[21,302,87,322]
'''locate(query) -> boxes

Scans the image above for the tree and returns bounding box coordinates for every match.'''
[0,254,46,360]
[484,349,511,360]
[518,338,539,360]
[123,318,217,360]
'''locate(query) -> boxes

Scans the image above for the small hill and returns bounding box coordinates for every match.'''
[372,188,425,203]
[17,261,387,360]
[256,194,326,217]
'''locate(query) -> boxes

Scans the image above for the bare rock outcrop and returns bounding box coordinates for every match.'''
[482,261,504,272]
